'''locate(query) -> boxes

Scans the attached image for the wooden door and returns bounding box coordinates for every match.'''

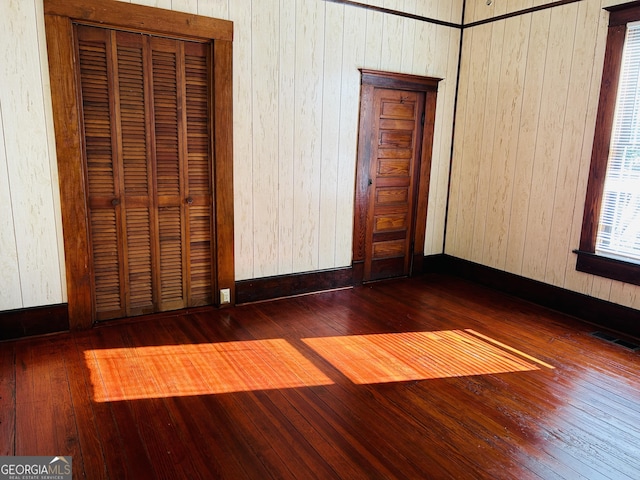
[76,25,214,321]
[365,89,424,281]
[353,70,440,282]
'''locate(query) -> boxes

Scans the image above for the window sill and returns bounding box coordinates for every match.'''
[574,250,640,287]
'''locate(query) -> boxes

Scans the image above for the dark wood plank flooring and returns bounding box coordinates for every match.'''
[1,274,639,479]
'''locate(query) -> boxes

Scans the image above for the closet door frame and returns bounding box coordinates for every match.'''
[44,0,234,330]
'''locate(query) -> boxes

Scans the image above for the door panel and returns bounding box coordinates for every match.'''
[364,88,425,281]
[77,26,126,320]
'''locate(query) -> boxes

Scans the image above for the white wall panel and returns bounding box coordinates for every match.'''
[482,14,529,270]
[381,0,404,72]
[277,0,296,275]
[425,24,459,254]
[5,0,640,317]
[292,0,325,273]
[197,0,228,18]
[0,102,22,309]
[364,2,384,70]
[226,0,460,279]
[229,0,254,280]
[564,3,609,297]
[470,15,504,264]
[448,0,640,310]
[334,4,367,268]
[251,0,279,277]
[504,9,549,275]
[449,24,492,260]
[318,3,344,270]
[520,4,577,282]
[0,0,63,309]
[544,0,600,287]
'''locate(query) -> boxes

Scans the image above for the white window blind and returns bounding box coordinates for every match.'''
[596,23,640,263]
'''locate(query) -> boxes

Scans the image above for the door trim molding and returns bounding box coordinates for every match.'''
[353,70,441,282]
[44,0,234,329]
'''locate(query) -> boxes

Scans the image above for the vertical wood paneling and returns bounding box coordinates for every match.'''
[564,3,609,297]
[197,0,228,19]
[400,0,417,73]
[444,27,470,258]
[318,3,344,270]
[582,3,616,304]
[0,0,63,308]
[229,0,253,280]
[364,1,384,70]
[469,15,505,264]
[334,4,367,268]
[424,0,457,254]
[504,10,550,275]
[277,0,296,274]
[169,0,197,14]
[6,0,640,317]
[251,0,279,277]
[609,280,640,309]
[424,26,459,254]
[293,0,324,272]
[482,14,529,269]
[35,0,66,302]
[465,0,536,24]
[450,24,492,260]
[0,0,462,312]
[450,0,640,310]
[544,1,601,287]
[520,4,578,282]
[419,0,457,256]
[412,1,437,76]
[0,104,22,309]
[381,0,404,72]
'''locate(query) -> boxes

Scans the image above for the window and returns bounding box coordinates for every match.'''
[576,2,640,286]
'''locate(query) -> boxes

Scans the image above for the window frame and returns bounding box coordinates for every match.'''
[576,1,640,287]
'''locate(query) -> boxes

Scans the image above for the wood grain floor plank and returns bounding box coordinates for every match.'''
[4,275,639,479]
[0,343,15,456]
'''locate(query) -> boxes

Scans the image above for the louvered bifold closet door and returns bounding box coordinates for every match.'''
[183,42,214,306]
[77,25,128,321]
[149,38,214,310]
[76,25,214,321]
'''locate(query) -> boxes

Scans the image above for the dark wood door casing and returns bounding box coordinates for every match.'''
[44,0,234,329]
[353,70,440,282]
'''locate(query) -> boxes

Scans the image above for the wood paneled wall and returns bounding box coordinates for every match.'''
[0,0,461,310]
[464,0,568,24]
[448,0,640,311]
[0,0,64,311]
[229,0,461,279]
[8,0,638,316]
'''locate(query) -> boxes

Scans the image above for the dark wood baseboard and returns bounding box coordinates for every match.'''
[0,304,69,341]
[424,254,640,339]
[235,266,355,304]
[4,255,639,340]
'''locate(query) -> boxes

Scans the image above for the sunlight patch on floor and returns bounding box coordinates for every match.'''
[86,339,334,402]
[85,330,553,401]
[302,329,553,384]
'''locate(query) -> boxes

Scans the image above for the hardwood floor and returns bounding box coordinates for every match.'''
[1,274,639,479]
